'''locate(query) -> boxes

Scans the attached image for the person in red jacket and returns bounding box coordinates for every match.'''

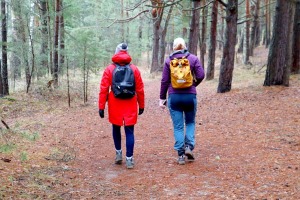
[98,43,145,169]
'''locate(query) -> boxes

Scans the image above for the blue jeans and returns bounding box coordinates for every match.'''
[112,124,134,157]
[168,94,197,156]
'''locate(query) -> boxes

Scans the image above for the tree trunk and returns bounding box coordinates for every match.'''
[206,0,218,80]
[53,0,60,87]
[121,0,124,41]
[47,1,53,75]
[0,60,2,96]
[83,46,86,104]
[243,0,250,65]
[10,4,22,90]
[283,1,295,86]
[200,0,207,69]
[59,0,65,71]
[66,58,70,107]
[11,0,30,92]
[217,0,238,93]
[264,0,294,86]
[38,0,49,78]
[188,1,201,55]
[237,28,244,53]
[218,4,224,50]
[150,1,163,73]
[249,0,260,56]
[255,0,261,46]
[159,5,173,70]
[265,0,271,47]
[1,0,8,95]
[292,0,300,74]
[26,22,36,93]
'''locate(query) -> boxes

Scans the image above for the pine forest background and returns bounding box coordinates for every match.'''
[0,1,300,198]
[0,0,299,99]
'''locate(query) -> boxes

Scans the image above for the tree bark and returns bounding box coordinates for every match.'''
[188,1,201,55]
[265,0,271,47]
[283,1,295,86]
[243,0,250,65]
[218,4,224,50]
[53,0,60,87]
[264,0,294,86]
[292,0,300,74]
[1,0,8,95]
[249,0,260,56]
[11,0,30,92]
[0,59,2,96]
[150,0,163,73]
[159,5,173,70]
[38,0,48,78]
[217,0,238,93]
[200,0,207,69]
[206,0,218,80]
[237,28,244,53]
[59,0,65,70]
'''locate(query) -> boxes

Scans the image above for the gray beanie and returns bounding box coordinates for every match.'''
[115,43,128,54]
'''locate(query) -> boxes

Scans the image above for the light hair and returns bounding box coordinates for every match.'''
[173,38,186,50]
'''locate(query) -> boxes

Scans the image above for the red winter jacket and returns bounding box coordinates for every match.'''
[98,51,145,126]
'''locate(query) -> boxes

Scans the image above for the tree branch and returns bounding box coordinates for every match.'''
[183,0,215,11]
[1,120,9,129]
[217,0,227,7]
[107,10,150,27]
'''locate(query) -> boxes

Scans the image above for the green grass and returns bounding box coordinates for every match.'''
[0,143,16,153]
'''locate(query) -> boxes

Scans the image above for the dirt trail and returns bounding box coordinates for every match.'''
[1,45,300,199]
[1,74,300,199]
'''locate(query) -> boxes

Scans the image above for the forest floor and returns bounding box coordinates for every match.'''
[0,47,300,199]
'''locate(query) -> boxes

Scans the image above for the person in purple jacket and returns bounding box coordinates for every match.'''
[159,37,205,165]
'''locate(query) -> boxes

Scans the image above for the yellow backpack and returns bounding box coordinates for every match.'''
[170,55,193,89]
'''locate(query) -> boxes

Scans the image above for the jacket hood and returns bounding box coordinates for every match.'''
[112,51,132,65]
[169,49,189,60]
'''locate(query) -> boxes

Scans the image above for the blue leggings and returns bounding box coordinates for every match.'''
[112,124,134,157]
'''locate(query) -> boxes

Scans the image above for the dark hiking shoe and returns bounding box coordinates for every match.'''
[126,157,134,169]
[178,155,185,165]
[115,151,122,164]
[185,146,195,161]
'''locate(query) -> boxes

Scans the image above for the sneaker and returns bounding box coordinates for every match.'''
[115,150,122,164]
[185,146,195,161]
[126,157,134,169]
[178,155,185,165]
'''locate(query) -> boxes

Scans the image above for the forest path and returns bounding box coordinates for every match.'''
[1,73,299,199]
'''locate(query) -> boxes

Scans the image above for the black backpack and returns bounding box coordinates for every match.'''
[112,64,135,99]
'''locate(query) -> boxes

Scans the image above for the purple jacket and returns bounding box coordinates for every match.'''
[160,50,205,99]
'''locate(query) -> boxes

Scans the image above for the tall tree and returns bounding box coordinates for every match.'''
[218,4,224,50]
[243,0,250,65]
[159,5,173,69]
[292,0,300,74]
[11,0,30,92]
[53,0,60,87]
[150,0,163,73]
[38,0,49,77]
[217,0,238,93]
[188,0,201,55]
[264,0,271,47]
[249,0,260,55]
[264,0,295,86]
[200,0,207,68]
[1,0,8,95]
[59,0,65,70]
[206,0,218,80]
[0,59,2,96]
